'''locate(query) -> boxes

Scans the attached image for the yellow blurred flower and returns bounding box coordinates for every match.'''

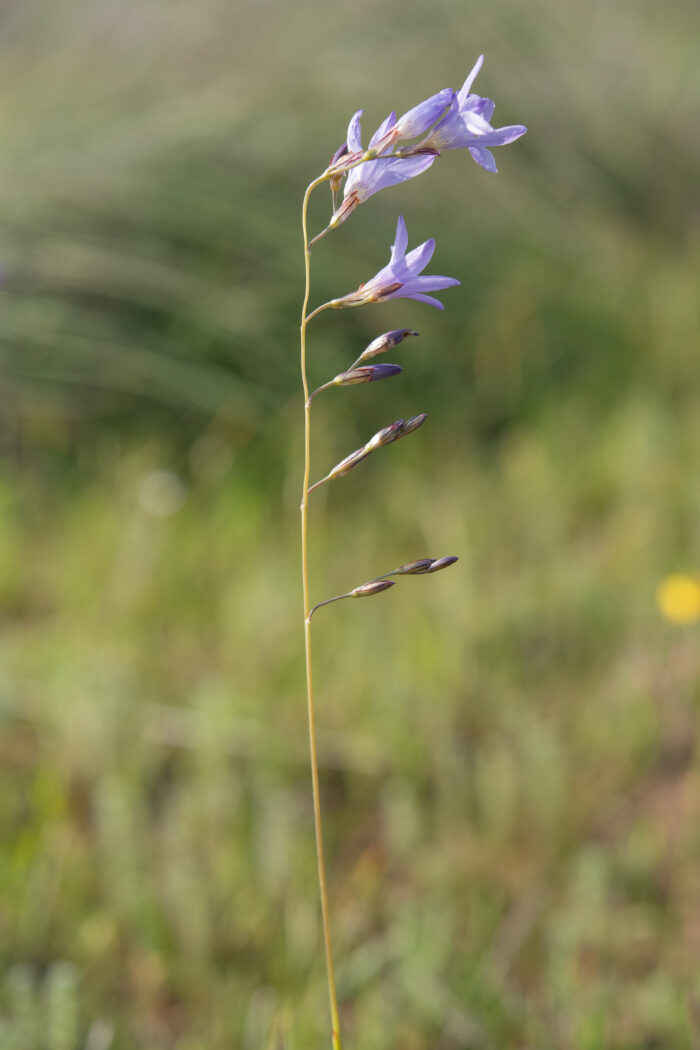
[657,574,700,625]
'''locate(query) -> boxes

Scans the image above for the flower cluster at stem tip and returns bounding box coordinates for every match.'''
[325,54,527,232]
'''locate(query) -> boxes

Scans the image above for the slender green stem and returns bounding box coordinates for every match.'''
[307,591,353,621]
[300,174,343,1050]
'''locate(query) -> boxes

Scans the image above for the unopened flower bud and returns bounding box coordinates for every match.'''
[329,142,349,168]
[398,413,428,437]
[328,142,350,196]
[427,556,459,573]
[350,580,395,598]
[358,329,419,363]
[364,420,404,451]
[332,364,402,387]
[394,559,434,575]
[328,448,371,479]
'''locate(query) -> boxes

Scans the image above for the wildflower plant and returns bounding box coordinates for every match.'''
[298,56,526,1048]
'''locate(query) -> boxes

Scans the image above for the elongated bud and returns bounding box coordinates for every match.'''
[358,329,419,363]
[397,413,427,437]
[332,363,402,387]
[329,142,349,167]
[327,447,371,480]
[308,419,407,494]
[393,559,434,574]
[350,580,395,598]
[327,190,359,233]
[328,143,349,197]
[308,363,402,402]
[365,420,404,450]
[427,556,459,573]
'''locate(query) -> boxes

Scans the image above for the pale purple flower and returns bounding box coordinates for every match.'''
[421,55,527,172]
[329,111,438,230]
[331,216,460,311]
[370,89,455,152]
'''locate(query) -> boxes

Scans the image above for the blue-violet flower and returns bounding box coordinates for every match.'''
[329,111,438,230]
[330,215,460,310]
[421,55,527,172]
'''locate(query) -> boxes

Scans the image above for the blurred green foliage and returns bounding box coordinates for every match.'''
[0,0,699,1047]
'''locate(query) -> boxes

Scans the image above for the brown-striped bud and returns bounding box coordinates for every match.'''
[331,363,402,387]
[393,559,434,575]
[358,329,419,363]
[427,556,459,573]
[327,447,371,480]
[364,420,405,451]
[350,580,395,598]
[397,413,428,438]
[328,143,350,196]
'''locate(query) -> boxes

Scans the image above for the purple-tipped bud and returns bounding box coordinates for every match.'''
[365,420,405,451]
[427,556,459,573]
[332,363,402,387]
[394,559,434,575]
[328,448,371,479]
[398,413,428,437]
[329,142,349,168]
[358,329,419,363]
[350,579,395,598]
[329,143,349,196]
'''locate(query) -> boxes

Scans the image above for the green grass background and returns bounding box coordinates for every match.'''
[0,0,699,1047]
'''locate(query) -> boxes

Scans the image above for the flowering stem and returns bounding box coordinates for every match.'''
[300,173,343,1050]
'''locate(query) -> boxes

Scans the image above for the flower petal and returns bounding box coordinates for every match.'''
[475,124,527,146]
[467,95,496,122]
[396,89,454,140]
[391,215,408,261]
[411,275,461,292]
[369,111,396,149]
[463,110,494,135]
[347,110,363,153]
[403,292,446,309]
[404,237,435,273]
[457,55,484,105]
[469,145,498,172]
[346,153,436,203]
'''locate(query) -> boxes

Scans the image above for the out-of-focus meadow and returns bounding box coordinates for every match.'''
[1,1,699,1047]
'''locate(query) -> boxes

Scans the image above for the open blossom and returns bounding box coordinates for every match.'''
[329,110,438,230]
[330,215,460,310]
[421,55,527,172]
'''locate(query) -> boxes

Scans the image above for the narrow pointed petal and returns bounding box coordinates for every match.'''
[473,124,527,146]
[469,145,498,172]
[392,215,409,260]
[404,293,447,309]
[369,111,396,149]
[458,55,484,104]
[411,274,461,292]
[347,110,363,153]
[404,237,435,273]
